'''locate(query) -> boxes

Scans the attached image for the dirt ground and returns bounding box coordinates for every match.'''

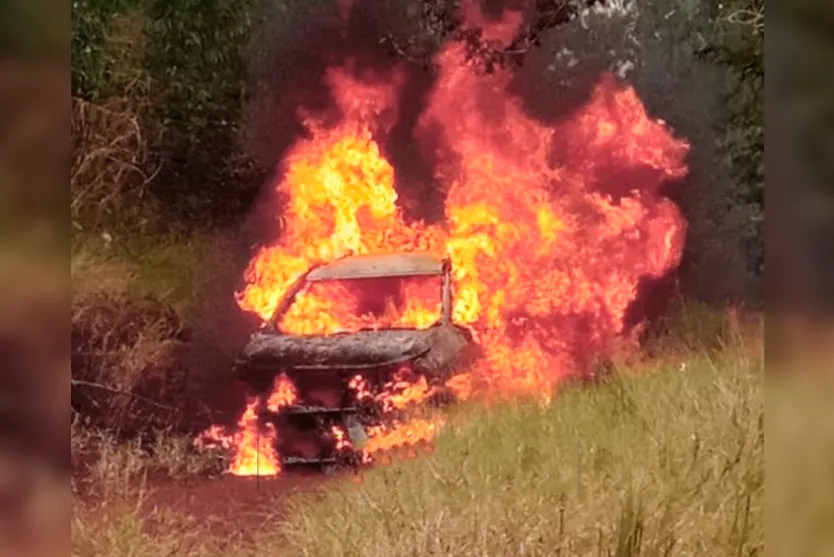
[140,471,340,541]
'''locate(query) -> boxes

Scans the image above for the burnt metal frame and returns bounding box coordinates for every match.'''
[263,362,396,470]
[241,253,457,473]
[262,254,454,334]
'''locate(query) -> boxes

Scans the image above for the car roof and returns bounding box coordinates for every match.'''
[305,252,445,282]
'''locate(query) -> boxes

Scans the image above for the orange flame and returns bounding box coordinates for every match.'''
[381,371,434,411]
[207,7,690,475]
[337,370,443,464]
[361,417,445,462]
[227,400,281,477]
[349,373,373,402]
[267,373,298,412]
[196,374,298,476]
[331,425,351,452]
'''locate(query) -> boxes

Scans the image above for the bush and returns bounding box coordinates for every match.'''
[71,285,189,436]
[71,97,154,234]
[72,0,268,229]
[70,233,250,453]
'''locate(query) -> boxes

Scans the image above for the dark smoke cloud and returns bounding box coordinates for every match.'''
[235,0,751,322]
[241,0,448,242]
[240,0,617,235]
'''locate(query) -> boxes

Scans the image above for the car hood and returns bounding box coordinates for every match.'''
[238,328,438,370]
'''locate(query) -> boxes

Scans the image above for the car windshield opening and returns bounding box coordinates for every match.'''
[277,275,444,336]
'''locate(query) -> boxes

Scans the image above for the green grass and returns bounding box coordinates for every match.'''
[274,351,763,556]
[71,231,210,313]
[70,252,769,557]
[71,340,765,557]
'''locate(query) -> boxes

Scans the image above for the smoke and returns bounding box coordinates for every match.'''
[237,0,749,319]
[240,0,447,236]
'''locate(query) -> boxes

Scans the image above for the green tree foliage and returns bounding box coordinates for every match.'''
[71,0,267,227]
[143,0,268,223]
[699,0,764,275]
[71,0,139,100]
[71,0,765,296]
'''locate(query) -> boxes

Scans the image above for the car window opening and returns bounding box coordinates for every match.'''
[277,275,444,336]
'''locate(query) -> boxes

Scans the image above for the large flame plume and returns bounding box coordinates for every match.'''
[199,3,690,476]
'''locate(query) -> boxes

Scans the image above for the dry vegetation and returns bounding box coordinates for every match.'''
[71,241,196,436]
[71,287,188,434]
[280,354,763,556]
[71,97,155,233]
[69,23,191,442]
[68,93,236,494]
[64,3,772,555]
[70,308,767,557]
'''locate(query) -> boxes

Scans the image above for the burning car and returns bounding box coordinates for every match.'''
[233,252,480,472]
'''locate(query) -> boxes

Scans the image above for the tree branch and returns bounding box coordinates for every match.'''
[382,0,609,73]
[70,379,178,411]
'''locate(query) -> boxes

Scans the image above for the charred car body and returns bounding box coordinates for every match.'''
[234,252,480,472]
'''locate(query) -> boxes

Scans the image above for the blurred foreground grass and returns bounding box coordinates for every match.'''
[0,244,68,557]
[767,373,834,557]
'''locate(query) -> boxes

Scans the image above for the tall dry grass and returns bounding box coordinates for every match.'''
[70,305,767,557]
[70,237,233,500]
[70,286,188,434]
[70,97,156,234]
[274,347,763,556]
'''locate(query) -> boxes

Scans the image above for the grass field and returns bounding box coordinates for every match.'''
[276,349,764,557]
[72,324,765,557]
[71,232,212,313]
[68,227,767,557]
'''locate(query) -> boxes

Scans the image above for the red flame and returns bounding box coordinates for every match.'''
[200,5,690,475]
[196,374,297,476]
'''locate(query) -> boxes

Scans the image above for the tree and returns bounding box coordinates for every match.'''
[698,0,763,277]
[379,0,608,73]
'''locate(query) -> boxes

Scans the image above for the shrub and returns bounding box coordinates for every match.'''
[71,97,155,234]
